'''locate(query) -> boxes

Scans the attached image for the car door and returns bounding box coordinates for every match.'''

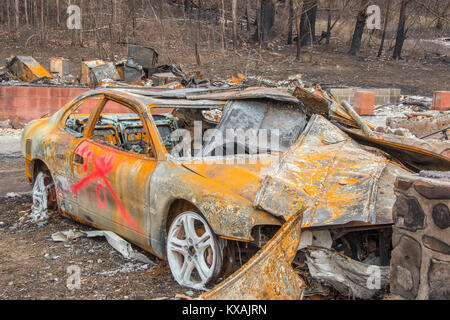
[48,95,105,217]
[71,98,158,247]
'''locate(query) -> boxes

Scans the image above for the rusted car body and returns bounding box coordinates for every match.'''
[20,86,449,297]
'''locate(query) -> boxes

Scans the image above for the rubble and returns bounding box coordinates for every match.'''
[81,60,107,84]
[51,229,154,264]
[87,62,121,88]
[127,44,159,77]
[200,210,305,300]
[305,247,390,299]
[5,56,53,82]
[49,57,69,76]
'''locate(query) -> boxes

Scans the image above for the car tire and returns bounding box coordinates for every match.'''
[166,211,223,290]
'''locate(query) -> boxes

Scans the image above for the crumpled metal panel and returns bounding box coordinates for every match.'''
[127,45,158,71]
[341,127,450,172]
[6,56,53,82]
[186,87,300,104]
[88,63,121,88]
[254,114,388,227]
[199,209,305,300]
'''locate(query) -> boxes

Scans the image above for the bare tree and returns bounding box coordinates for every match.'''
[393,0,409,60]
[254,0,275,43]
[287,0,294,44]
[295,0,303,60]
[244,0,251,33]
[436,1,450,30]
[14,0,19,31]
[326,0,334,44]
[377,0,391,57]
[221,0,225,51]
[232,0,238,49]
[349,0,369,55]
[299,0,318,46]
[6,0,11,32]
[24,0,29,27]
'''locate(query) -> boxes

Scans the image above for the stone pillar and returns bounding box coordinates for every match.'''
[390,171,450,299]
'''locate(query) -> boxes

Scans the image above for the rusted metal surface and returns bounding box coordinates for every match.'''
[152,72,182,87]
[342,127,450,171]
[127,45,158,72]
[254,114,400,227]
[305,246,390,299]
[81,60,106,84]
[186,87,300,104]
[50,57,69,76]
[88,63,121,88]
[199,209,305,300]
[6,56,53,82]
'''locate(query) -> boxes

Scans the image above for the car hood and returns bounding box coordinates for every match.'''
[182,115,408,228]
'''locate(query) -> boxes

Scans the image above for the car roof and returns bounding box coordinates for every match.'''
[81,86,300,110]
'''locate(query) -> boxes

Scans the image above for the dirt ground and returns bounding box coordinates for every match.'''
[0,40,449,97]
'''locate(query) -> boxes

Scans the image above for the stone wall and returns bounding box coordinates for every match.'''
[390,171,450,299]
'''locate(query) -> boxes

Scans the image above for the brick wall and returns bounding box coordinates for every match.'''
[0,85,89,122]
[391,172,450,299]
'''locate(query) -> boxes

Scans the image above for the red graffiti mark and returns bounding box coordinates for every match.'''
[72,143,139,231]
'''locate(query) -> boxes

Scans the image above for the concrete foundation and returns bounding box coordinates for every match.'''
[329,87,402,105]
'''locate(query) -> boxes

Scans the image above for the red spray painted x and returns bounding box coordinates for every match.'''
[72,144,139,231]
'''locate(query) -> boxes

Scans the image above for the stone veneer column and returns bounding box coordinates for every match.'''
[390,171,450,299]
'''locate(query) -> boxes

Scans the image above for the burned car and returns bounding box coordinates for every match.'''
[21,87,450,297]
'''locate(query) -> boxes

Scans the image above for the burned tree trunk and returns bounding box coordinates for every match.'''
[349,0,369,55]
[254,0,275,42]
[221,0,225,51]
[299,0,318,46]
[393,0,409,60]
[287,0,294,44]
[295,1,303,61]
[232,0,238,49]
[436,2,450,30]
[6,0,11,32]
[326,0,333,44]
[14,0,19,30]
[377,0,391,57]
[245,0,251,33]
[24,0,29,27]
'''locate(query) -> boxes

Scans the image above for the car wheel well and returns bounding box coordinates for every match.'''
[166,199,201,233]
[32,159,51,183]
[31,159,57,211]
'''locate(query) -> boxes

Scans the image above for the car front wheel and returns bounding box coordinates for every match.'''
[167,211,223,290]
